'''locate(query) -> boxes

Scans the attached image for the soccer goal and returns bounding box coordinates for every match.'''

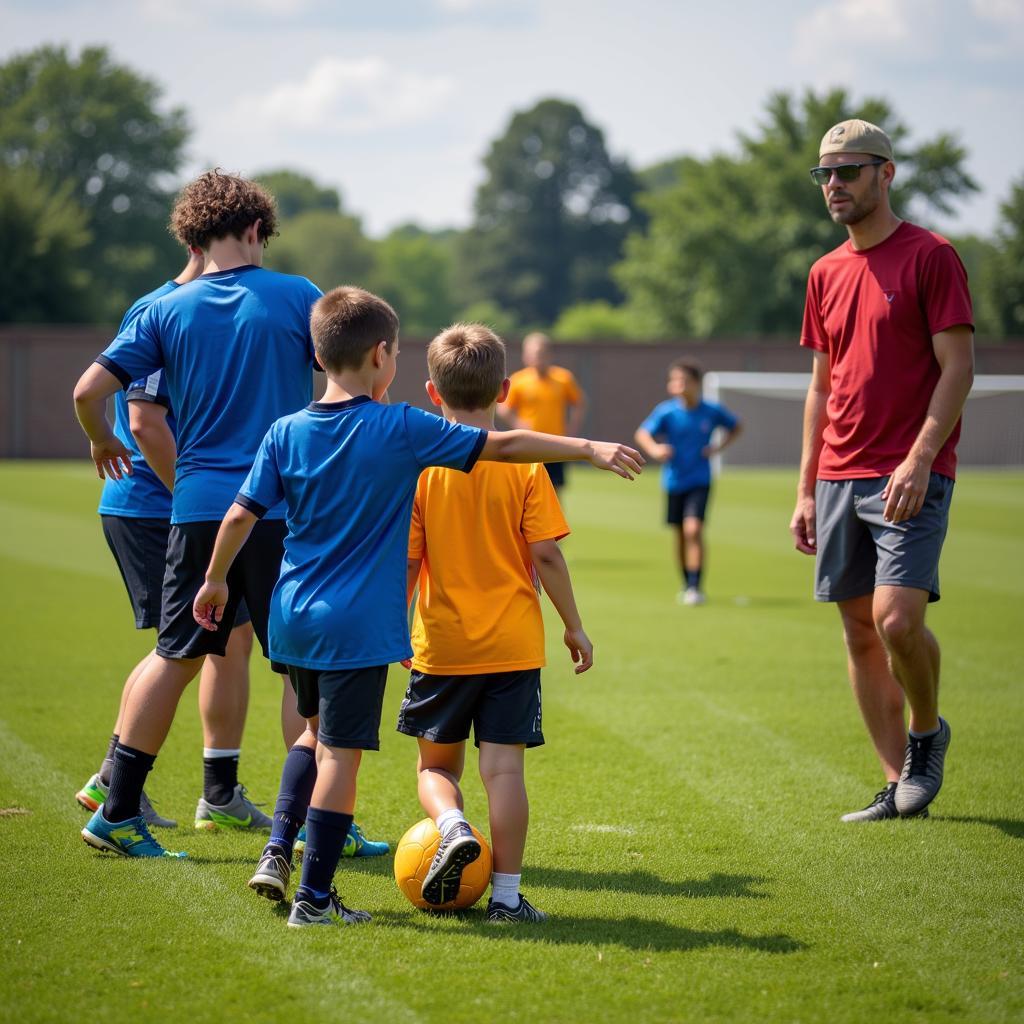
[703,372,1024,469]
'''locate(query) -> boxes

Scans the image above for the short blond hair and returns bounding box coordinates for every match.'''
[310,286,399,373]
[427,323,507,411]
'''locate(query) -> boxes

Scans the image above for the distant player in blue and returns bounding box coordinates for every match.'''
[635,359,742,605]
[73,172,385,860]
[193,288,644,927]
[75,249,259,831]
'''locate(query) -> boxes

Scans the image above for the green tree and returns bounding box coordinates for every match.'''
[977,177,1024,337]
[371,227,459,337]
[617,89,978,337]
[0,168,92,322]
[458,98,642,327]
[265,210,375,291]
[0,45,189,322]
[254,169,342,219]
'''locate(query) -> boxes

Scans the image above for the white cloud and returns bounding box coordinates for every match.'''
[238,57,455,134]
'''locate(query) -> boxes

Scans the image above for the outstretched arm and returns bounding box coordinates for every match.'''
[193,503,259,630]
[481,430,644,479]
[73,362,133,480]
[528,538,592,674]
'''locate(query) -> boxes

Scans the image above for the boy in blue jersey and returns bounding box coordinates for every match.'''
[73,172,385,860]
[76,248,263,831]
[635,360,742,605]
[192,287,643,926]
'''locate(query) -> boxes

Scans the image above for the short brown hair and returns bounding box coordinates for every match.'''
[170,170,278,250]
[310,286,399,373]
[428,323,507,411]
[670,358,703,383]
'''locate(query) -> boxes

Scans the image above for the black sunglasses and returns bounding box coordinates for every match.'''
[809,159,886,186]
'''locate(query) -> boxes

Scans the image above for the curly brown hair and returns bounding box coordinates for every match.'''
[169,170,278,250]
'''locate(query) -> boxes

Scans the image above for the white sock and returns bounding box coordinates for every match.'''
[203,748,241,758]
[435,808,467,838]
[490,872,521,908]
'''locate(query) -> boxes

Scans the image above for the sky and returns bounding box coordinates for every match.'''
[3,0,1023,238]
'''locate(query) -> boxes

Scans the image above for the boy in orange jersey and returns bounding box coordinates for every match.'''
[398,324,593,923]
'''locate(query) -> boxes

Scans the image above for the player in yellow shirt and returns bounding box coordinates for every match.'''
[399,323,594,923]
[499,332,587,491]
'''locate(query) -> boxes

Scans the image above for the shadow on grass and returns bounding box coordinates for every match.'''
[526,867,770,899]
[936,815,1024,840]
[372,908,803,954]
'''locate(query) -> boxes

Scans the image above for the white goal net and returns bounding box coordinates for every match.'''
[703,372,1024,468]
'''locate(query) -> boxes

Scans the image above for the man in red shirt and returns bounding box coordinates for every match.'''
[790,119,974,822]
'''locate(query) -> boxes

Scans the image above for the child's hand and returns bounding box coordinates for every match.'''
[564,627,593,674]
[193,580,229,631]
[91,437,133,481]
[586,442,645,480]
[400,658,412,669]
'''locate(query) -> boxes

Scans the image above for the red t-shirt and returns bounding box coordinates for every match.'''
[801,221,973,480]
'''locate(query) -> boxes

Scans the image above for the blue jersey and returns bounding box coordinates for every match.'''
[236,398,487,670]
[98,282,178,519]
[640,398,738,493]
[97,266,322,524]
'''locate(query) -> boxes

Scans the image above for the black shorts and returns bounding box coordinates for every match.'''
[396,669,544,748]
[156,519,282,664]
[543,462,566,489]
[287,664,389,749]
[102,515,252,631]
[666,486,710,525]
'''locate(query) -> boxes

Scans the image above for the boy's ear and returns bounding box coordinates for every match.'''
[425,380,444,407]
[498,377,511,403]
[373,340,389,368]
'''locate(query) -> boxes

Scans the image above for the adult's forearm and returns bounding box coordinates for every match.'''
[134,427,176,493]
[908,365,974,466]
[797,388,828,497]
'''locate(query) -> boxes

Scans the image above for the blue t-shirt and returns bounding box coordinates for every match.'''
[640,398,738,493]
[97,266,322,524]
[98,282,178,518]
[236,398,488,670]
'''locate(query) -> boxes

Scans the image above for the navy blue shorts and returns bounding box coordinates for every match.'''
[102,516,250,631]
[286,664,389,750]
[544,462,566,489]
[397,668,544,748]
[666,486,710,525]
[155,519,279,665]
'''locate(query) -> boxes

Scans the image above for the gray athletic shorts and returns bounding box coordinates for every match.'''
[814,474,954,603]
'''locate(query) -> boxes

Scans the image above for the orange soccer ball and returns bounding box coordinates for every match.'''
[393,817,492,910]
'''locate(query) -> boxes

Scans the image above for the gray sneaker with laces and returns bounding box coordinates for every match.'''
[895,718,951,816]
[248,845,292,901]
[287,887,371,928]
[486,894,547,924]
[140,789,178,829]
[421,823,481,906]
[194,784,273,831]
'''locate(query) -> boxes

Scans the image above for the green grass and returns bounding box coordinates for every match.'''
[1,462,1022,1023]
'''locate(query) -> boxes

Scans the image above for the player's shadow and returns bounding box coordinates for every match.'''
[374,909,803,954]
[936,815,1024,840]
[525,867,770,899]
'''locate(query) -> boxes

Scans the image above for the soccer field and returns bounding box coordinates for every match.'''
[1,462,1022,1023]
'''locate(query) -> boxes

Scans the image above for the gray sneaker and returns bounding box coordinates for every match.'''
[194,784,272,831]
[287,887,371,928]
[248,845,292,901]
[421,823,481,906]
[895,718,951,817]
[140,789,177,829]
[486,894,547,924]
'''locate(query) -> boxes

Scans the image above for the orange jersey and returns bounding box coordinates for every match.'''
[408,461,569,675]
[504,366,582,436]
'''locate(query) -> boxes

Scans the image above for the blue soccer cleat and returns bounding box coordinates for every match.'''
[293,820,389,861]
[82,809,186,859]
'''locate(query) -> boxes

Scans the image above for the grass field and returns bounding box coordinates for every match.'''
[1,461,1022,1024]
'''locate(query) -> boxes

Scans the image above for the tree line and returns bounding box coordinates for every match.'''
[2,45,1021,338]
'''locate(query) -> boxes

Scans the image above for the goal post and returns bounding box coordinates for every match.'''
[703,372,1024,470]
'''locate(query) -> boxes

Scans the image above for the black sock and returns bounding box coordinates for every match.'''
[269,745,317,856]
[104,744,156,822]
[98,732,120,786]
[685,568,702,589]
[203,754,240,805]
[298,806,353,902]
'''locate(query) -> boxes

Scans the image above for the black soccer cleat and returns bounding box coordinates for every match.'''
[421,823,481,906]
[485,894,547,924]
